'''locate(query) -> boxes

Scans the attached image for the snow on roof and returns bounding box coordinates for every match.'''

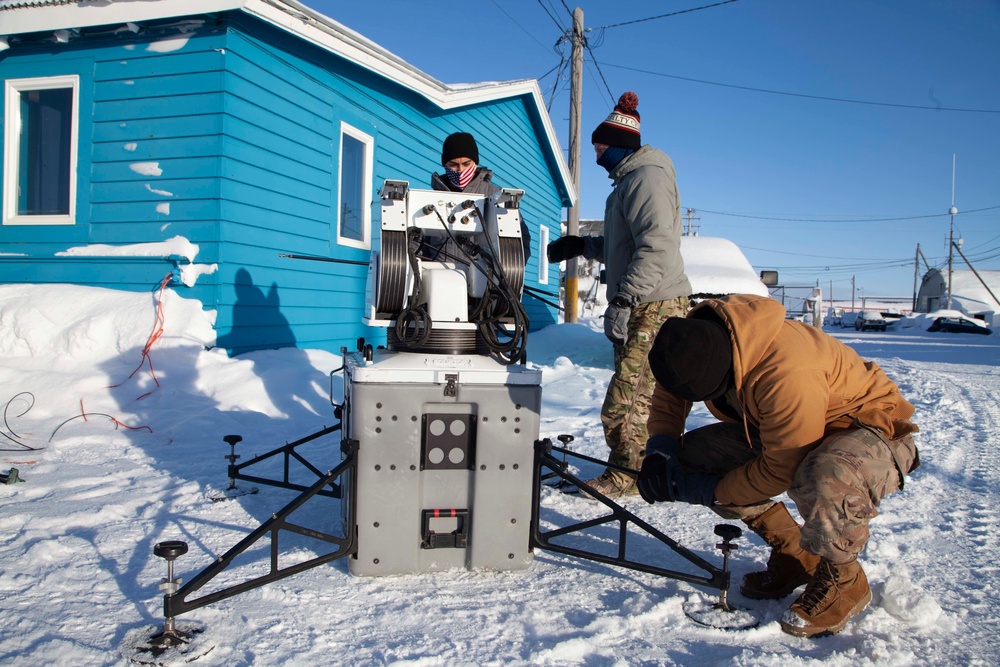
[0,0,71,7]
[681,236,770,297]
[947,270,1000,311]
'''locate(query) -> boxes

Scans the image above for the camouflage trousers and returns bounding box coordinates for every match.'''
[680,421,919,563]
[601,297,690,481]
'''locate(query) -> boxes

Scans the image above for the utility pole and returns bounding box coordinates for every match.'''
[851,275,856,312]
[563,7,584,324]
[912,243,920,312]
[683,208,700,236]
[947,154,957,310]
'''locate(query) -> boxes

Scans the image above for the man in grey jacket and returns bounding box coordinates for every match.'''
[547,92,691,498]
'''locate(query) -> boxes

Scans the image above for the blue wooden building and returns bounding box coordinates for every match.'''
[0,0,574,355]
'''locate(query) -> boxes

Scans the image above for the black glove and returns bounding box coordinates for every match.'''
[637,434,719,507]
[637,434,682,503]
[547,235,585,263]
[603,294,633,346]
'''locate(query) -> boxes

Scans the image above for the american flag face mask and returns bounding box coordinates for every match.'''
[446,163,477,189]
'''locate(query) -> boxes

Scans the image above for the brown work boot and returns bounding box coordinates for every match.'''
[582,470,638,500]
[740,502,822,599]
[779,557,872,638]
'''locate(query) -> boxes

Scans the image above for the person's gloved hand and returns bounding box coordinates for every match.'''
[547,235,585,263]
[637,434,719,507]
[604,294,634,346]
[637,434,681,503]
[671,469,719,507]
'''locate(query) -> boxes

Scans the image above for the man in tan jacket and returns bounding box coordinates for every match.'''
[637,294,919,637]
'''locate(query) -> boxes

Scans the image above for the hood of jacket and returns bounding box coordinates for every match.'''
[608,144,674,184]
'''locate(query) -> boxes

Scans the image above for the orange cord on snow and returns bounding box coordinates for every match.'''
[54,275,171,443]
[107,272,172,400]
[47,400,154,441]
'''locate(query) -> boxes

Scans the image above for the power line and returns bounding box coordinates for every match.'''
[595,0,742,30]
[601,62,1000,114]
[543,56,568,111]
[489,0,559,55]
[696,205,1000,224]
[583,49,615,104]
[742,250,915,271]
[534,0,566,31]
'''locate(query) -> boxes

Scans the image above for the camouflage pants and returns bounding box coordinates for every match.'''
[680,421,918,563]
[601,297,689,480]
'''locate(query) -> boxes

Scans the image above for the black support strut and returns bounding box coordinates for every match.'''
[530,438,729,593]
[230,423,343,498]
[163,439,358,618]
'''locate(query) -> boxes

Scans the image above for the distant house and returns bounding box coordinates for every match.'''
[917,268,1000,322]
[573,219,767,297]
[0,0,574,354]
[561,222,768,310]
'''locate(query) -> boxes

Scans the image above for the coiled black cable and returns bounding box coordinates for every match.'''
[435,204,529,364]
[394,227,433,348]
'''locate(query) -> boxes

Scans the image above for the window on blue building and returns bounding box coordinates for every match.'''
[337,122,373,249]
[3,75,79,226]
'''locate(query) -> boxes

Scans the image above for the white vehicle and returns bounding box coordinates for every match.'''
[855,310,887,332]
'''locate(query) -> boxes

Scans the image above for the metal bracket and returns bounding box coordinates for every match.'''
[530,438,729,593]
[163,439,358,618]
[229,424,343,498]
[443,374,458,397]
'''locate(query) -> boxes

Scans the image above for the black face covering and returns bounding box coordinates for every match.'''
[649,316,734,402]
[596,145,634,173]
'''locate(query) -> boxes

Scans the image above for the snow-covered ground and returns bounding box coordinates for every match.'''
[1,284,998,666]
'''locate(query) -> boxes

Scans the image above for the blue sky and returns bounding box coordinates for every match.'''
[316,0,1000,301]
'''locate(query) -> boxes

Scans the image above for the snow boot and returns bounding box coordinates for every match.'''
[582,470,638,500]
[740,502,821,599]
[779,557,872,638]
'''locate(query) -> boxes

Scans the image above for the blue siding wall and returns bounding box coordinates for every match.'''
[0,23,226,306]
[215,16,562,352]
[0,13,564,354]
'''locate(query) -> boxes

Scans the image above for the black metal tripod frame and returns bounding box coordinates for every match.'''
[159,434,729,621]
[163,438,358,618]
[530,439,729,592]
[230,423,343,498]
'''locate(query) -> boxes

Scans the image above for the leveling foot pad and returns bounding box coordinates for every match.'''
[682,592,760,631]
[120,622,214,665]
[204,484,258,502]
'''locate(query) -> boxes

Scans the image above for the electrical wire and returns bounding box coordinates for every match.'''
[697,205,1000,224]
[394,227,433,348]
[107,272,172,401]
[49,410,153,443]
[488,0,557,55]
[601,62,1000,114]
[584,48,616,105]
[534,0,566,31]
[469,207,530,364]
[426,204,529,364]
[0,392,40,452]
[595,0,742,30]
[544,55,568,111]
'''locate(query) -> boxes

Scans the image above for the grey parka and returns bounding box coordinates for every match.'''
[584,145,691,304]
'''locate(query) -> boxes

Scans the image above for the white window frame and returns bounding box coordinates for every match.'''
[538,224,549,284]
[335,121,373,250]
[3,75,80,226]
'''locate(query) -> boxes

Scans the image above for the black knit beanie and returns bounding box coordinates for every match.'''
[591,92,641,150]
[649,316,733,402]
[441,132,479,166]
